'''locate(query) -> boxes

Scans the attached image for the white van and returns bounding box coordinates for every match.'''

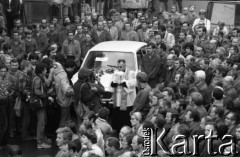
[71,41,147,103]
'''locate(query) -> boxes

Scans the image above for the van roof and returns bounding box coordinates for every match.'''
[90,41,147,53]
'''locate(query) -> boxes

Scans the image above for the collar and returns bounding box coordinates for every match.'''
[97,117,107,122]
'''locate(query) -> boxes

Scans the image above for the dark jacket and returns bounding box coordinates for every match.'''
[3,0,20,16]
[132,84,151,118]
[73,80,96,106]
[96,29,112,43]
[142,54,160,88]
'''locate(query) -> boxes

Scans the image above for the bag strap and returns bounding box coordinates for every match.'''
[79,83,86,101]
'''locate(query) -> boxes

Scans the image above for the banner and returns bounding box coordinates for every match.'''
[121,0,150,9]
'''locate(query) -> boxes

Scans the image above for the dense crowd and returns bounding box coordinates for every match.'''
[1,1,240,157]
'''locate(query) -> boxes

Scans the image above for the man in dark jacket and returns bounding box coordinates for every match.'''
[142,42,160,88]
[131,72,151,119]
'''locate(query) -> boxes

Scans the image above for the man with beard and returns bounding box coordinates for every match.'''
[96,21,112,43]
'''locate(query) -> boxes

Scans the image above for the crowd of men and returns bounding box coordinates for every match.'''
[1,1,240,157]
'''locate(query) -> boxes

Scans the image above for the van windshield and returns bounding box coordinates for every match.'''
[83,51,136,71]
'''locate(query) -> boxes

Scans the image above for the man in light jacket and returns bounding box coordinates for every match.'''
[51,54,74,127]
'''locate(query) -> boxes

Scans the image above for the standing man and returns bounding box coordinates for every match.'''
[62,31,81,67]
[111,59,136,133]
[141,43,160,88]
[131,72,151,119]
[106,18,118,40]
[3,0,20,35]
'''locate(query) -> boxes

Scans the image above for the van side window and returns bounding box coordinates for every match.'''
[235,4,240,26]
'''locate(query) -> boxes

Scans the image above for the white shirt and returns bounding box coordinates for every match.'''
[192,18,211,33]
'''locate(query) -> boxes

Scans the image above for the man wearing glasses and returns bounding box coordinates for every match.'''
[111,59,136,133]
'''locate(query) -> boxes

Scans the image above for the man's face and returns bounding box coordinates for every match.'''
[210,107,217,119]
[131,136,140,151]
[15,20,21,27]
[56,133,65,147]
[13,33,19,40]
[232,38,239,46]
[195,47,203,57]
[80,135,89,145]
[155,35,161,44]
[146,46,154,55]
[107,21,113,28]
[83,27,89,34]
[121,13,127,20]
[209,40,216,49]
[205,124,214,136]
[167,55,173,66]
[92,13,97,20]
[165,112,172,124]
[182,23,188,30]
[186,35,193,42]
[68,33,74,41]
[153,21,158,29]
[0,68,7,78]
[75,18,80,24]
[189,6,195,12]
[199,60,206,70]
[197,28,204,36]
[137,13,142,19]
[53,18,58,24]
[77,26,83,34]
[183,7,189,15]
[174,60,180,69]
[98,22,104,30]
[86,34,92,42]
[140,17,145,23]
[171,6,176,13]
[49,25,55,32]
[194,74,201,84]
[225,113,233,126]
[125,24,131,31]
[26,34,32,39]
[11,62,19,72]
[236,128,240,140]
[163,91,171,101]
[185,111,191,122]
[118,62,126,72]
[119,127,128,140]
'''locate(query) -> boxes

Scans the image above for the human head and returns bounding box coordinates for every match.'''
[10,59,19,72]
[223,76,234,89]
[131,135,144,151]
[0,64,8,78]
[205,123,217,136]
[80,130,97,145]
[130,112,142,127]
[105,137,120,155]
[162,87,174,102]
[78,68,90,82]
[197,26,207,37]
[119,126,133,141]
[56,127,73,147]
[225,112,239,127]
[165,110,179,124]
[194,70,206,84]
[83,111,97,124]
[146,42,156,56]
[117,59,126,72]
[190,92,203,107]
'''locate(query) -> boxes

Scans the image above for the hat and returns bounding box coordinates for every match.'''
[137,72,148,83]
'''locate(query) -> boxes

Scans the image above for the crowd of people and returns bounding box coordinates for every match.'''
[1,1,240,157]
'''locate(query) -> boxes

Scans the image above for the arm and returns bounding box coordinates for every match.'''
[40,35,48,54]
[113,28,118,40]
[134,32,139,41]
